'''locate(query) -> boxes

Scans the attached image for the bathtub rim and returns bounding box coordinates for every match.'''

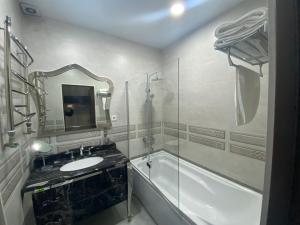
[131,150,262,225]
[131,149,263,194]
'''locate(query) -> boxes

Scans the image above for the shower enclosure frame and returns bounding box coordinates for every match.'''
[126,59,181,224]
[123,1,299,224]
[143,72,161,166]
[260,0,300,225]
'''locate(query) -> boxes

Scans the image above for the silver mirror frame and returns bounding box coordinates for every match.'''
[28,64,114,137]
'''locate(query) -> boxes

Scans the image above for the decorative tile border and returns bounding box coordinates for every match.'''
[22,158,30,172]
[111,132,136,142]
[56,125,65,130]
[0,151,21,184]
[56,138,101,153]
[189,125,225,139]
[230,144,266,161]
[35,121,268,162]
[189,134,225,150]
[37,137,51,144]
[111,125,136,134]
[56,131,101,143]
[1,166,22,205]
[21,140,31,157]
[44,125,65,132]
[164,122,187,131]
[45,120,55,126]
[46,120,64,126]
[230,132,266,147]
[164,128,187,139]
[138,122,161,130]
[56,120,64,125]
[138,128,161,138]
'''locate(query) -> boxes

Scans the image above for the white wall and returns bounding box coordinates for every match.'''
[22,16,163,156]
[0,1,270,224]
[0,0,35,225]
[162,0,268,190]
[22,0,269,190]
[22,16,162,127]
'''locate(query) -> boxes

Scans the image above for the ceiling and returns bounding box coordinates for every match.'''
[19,0,245,49]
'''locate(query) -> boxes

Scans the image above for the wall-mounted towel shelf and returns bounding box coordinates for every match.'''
[215,27,268,76]
[1,16,36,147]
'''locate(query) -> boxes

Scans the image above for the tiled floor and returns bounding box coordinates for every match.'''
[76,197,157,225]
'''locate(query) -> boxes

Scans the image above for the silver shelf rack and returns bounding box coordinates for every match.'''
[2,16,36,147]
[215,27,268,76]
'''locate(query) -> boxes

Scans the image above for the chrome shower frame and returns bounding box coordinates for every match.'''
[143,72,161,166]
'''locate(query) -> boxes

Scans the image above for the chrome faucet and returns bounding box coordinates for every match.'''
[80,145,84,157]
[65,150,75,160]
[87,146,94,156]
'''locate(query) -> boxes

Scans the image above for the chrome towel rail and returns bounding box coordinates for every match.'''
[14,108,36,118]
[11,70,35,88]
[3,16,17,147]
[12,89,28,95]
[14,108,27,117]
[14,104,28,108]
[14,119,30,128]
[10,34,34,67]
[2,16,36,147]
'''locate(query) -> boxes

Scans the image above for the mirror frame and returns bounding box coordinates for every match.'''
[28,64,114,137]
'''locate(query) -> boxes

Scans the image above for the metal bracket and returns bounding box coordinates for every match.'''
[227,48,264,77]
[127,162,133,222]
[5,130,18,148]
[24,121,36,134]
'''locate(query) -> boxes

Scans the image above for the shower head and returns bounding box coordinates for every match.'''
[149,72,163,82]
[145,72,163,94]
[151,77,163,81]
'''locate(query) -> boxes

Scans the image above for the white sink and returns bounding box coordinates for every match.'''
[60,157,104,172]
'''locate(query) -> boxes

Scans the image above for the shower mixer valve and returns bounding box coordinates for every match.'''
[142,136,155,145]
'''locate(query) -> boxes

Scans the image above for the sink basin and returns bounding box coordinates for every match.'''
[60,157,104,172]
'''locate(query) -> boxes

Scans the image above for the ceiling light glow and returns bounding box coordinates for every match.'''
[170,2,185,17]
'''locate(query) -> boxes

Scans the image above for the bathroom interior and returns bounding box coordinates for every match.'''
[0,0,277,224]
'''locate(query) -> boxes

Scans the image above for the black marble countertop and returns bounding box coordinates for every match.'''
[23,143,129,193]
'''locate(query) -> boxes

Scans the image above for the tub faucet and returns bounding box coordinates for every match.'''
[80,145,84,156]
[146,159,152,169]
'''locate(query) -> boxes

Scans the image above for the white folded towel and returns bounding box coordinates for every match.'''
[214,7,268,49]
[235,65,260,126]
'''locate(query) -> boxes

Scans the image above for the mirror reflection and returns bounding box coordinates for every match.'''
[29,64,114,136]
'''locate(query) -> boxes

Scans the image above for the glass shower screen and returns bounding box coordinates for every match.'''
[126,58,180,208]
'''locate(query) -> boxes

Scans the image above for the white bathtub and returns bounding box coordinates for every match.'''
[131,151,262,225]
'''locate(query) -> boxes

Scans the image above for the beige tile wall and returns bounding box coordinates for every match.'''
[0,1,270,225]
[0,0,37,224]
[161,0,268,191]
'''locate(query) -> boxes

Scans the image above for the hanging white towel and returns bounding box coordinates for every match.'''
[235,65,260,126]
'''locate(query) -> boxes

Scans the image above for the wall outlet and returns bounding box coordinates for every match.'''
[111,115,117,121]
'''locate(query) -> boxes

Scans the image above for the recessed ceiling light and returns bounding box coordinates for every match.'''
[170,2,185,17]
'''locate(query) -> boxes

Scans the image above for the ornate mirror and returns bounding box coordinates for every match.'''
[29,64,114,137]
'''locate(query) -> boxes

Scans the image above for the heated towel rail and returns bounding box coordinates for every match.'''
[2,16,36,147]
